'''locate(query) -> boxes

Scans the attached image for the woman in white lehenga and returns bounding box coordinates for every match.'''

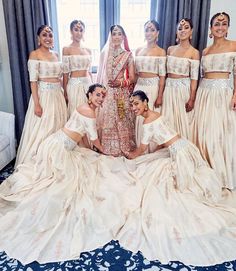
[15,25,67,167]
[118,90,236,266]
[193,12,236,189]
[161,18,200,140]
[63,20,93,116]
[0,84,143,264]
[134,20,166,151]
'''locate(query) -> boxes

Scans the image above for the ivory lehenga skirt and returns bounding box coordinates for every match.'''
[193,78,236,189]
[15,81,67,167]
[161,78,194,140]
[67,76,92,116]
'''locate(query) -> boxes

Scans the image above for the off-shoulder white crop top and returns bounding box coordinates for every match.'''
[135,56,166,76]
[141,116,177,145]
[64,110,98,140]
[63,55,92,73]
[201,52,236,75]
[28,59,63,81]
[167,55,199,80]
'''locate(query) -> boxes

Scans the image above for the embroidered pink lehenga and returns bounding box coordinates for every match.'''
[97,30,136,156]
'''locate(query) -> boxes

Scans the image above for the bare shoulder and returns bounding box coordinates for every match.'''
[83,47,92,55]
[29,50,38,60]
[77,104,95,118]
[191,47,200,60]
[51,50,59,58]
[167,45,175,55]
[62,46,71,55]
[230,40,236,51]
[202,46,211,56]
[135,47,143,56]
[156,47,166,56]
[143,111,161,124]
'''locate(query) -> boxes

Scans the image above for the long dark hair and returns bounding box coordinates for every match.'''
[131,90,149,103]
[37,25,53,36]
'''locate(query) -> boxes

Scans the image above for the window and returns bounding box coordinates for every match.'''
[56,0,100,66]
[120,0,151,52]
[56,0,151,66]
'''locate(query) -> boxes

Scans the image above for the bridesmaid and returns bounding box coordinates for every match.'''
[63,20,93,116]
[193,12,236,189]
[134,20,166,151]
[15,25,67,167]
[161,18,200,140]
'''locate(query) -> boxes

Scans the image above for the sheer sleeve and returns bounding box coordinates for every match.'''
[190,59,200,80]
[141,123,154,145]
[62,56,70,73]
[158,57,167,76]
[84,118,98,140]
[28,59,39,81]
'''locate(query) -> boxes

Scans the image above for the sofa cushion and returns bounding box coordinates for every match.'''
[0,134,10,152]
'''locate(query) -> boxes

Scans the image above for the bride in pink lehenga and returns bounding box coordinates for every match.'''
[97,25,136,156]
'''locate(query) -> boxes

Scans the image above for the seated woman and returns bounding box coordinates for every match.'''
[0,84,142,264]
[0,84,143,265]
[118,90,236,266]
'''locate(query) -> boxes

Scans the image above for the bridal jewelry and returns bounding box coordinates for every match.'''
[113,47,124,58]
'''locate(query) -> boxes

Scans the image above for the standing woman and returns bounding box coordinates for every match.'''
[63,20,93,116]
[193,12,236,189]
[161,18,200,140]
[134,20,166,150]
[97,25,136,156]
[15,25,67,166]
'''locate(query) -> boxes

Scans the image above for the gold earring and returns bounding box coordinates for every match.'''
[190,35,192,40]
[144,106,148,111]
[176,37,179,43]
[88,99,92,105]
[209,33,213,38]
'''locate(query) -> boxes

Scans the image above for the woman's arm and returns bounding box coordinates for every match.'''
[30,81,42,117]
[126,144,148,159]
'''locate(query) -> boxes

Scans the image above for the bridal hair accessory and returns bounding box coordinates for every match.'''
[145,21,153,29]
[76,21,83,30]
[216,13,226,22]
[113,25,120,32]
[179,19,187,26]
[44,26,52,33]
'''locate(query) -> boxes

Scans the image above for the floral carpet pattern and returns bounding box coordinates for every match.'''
[0,162,236,271]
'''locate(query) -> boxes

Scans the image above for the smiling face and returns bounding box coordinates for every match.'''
[38,26,53,49]
[144,22,159,43]
[177,19,193,41]
[88,87,107,108]
[111,26,124,47]
[211,14,229,38]
[71,22,84,42]
[130,96,147,116]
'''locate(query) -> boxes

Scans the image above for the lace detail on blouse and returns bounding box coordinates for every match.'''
[62,55,92,73]
[141,116,177,145]
[64,110,98,140]
[28,60,63,81]
[167,56,199,80]
[201,52,236,76]
[135,56,166,76]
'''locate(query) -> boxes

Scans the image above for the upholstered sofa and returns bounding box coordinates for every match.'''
[0,111,16,170]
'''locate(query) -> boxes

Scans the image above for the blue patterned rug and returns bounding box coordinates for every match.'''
[0,162,236,271]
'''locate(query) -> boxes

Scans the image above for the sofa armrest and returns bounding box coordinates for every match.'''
[0,111,16,160]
